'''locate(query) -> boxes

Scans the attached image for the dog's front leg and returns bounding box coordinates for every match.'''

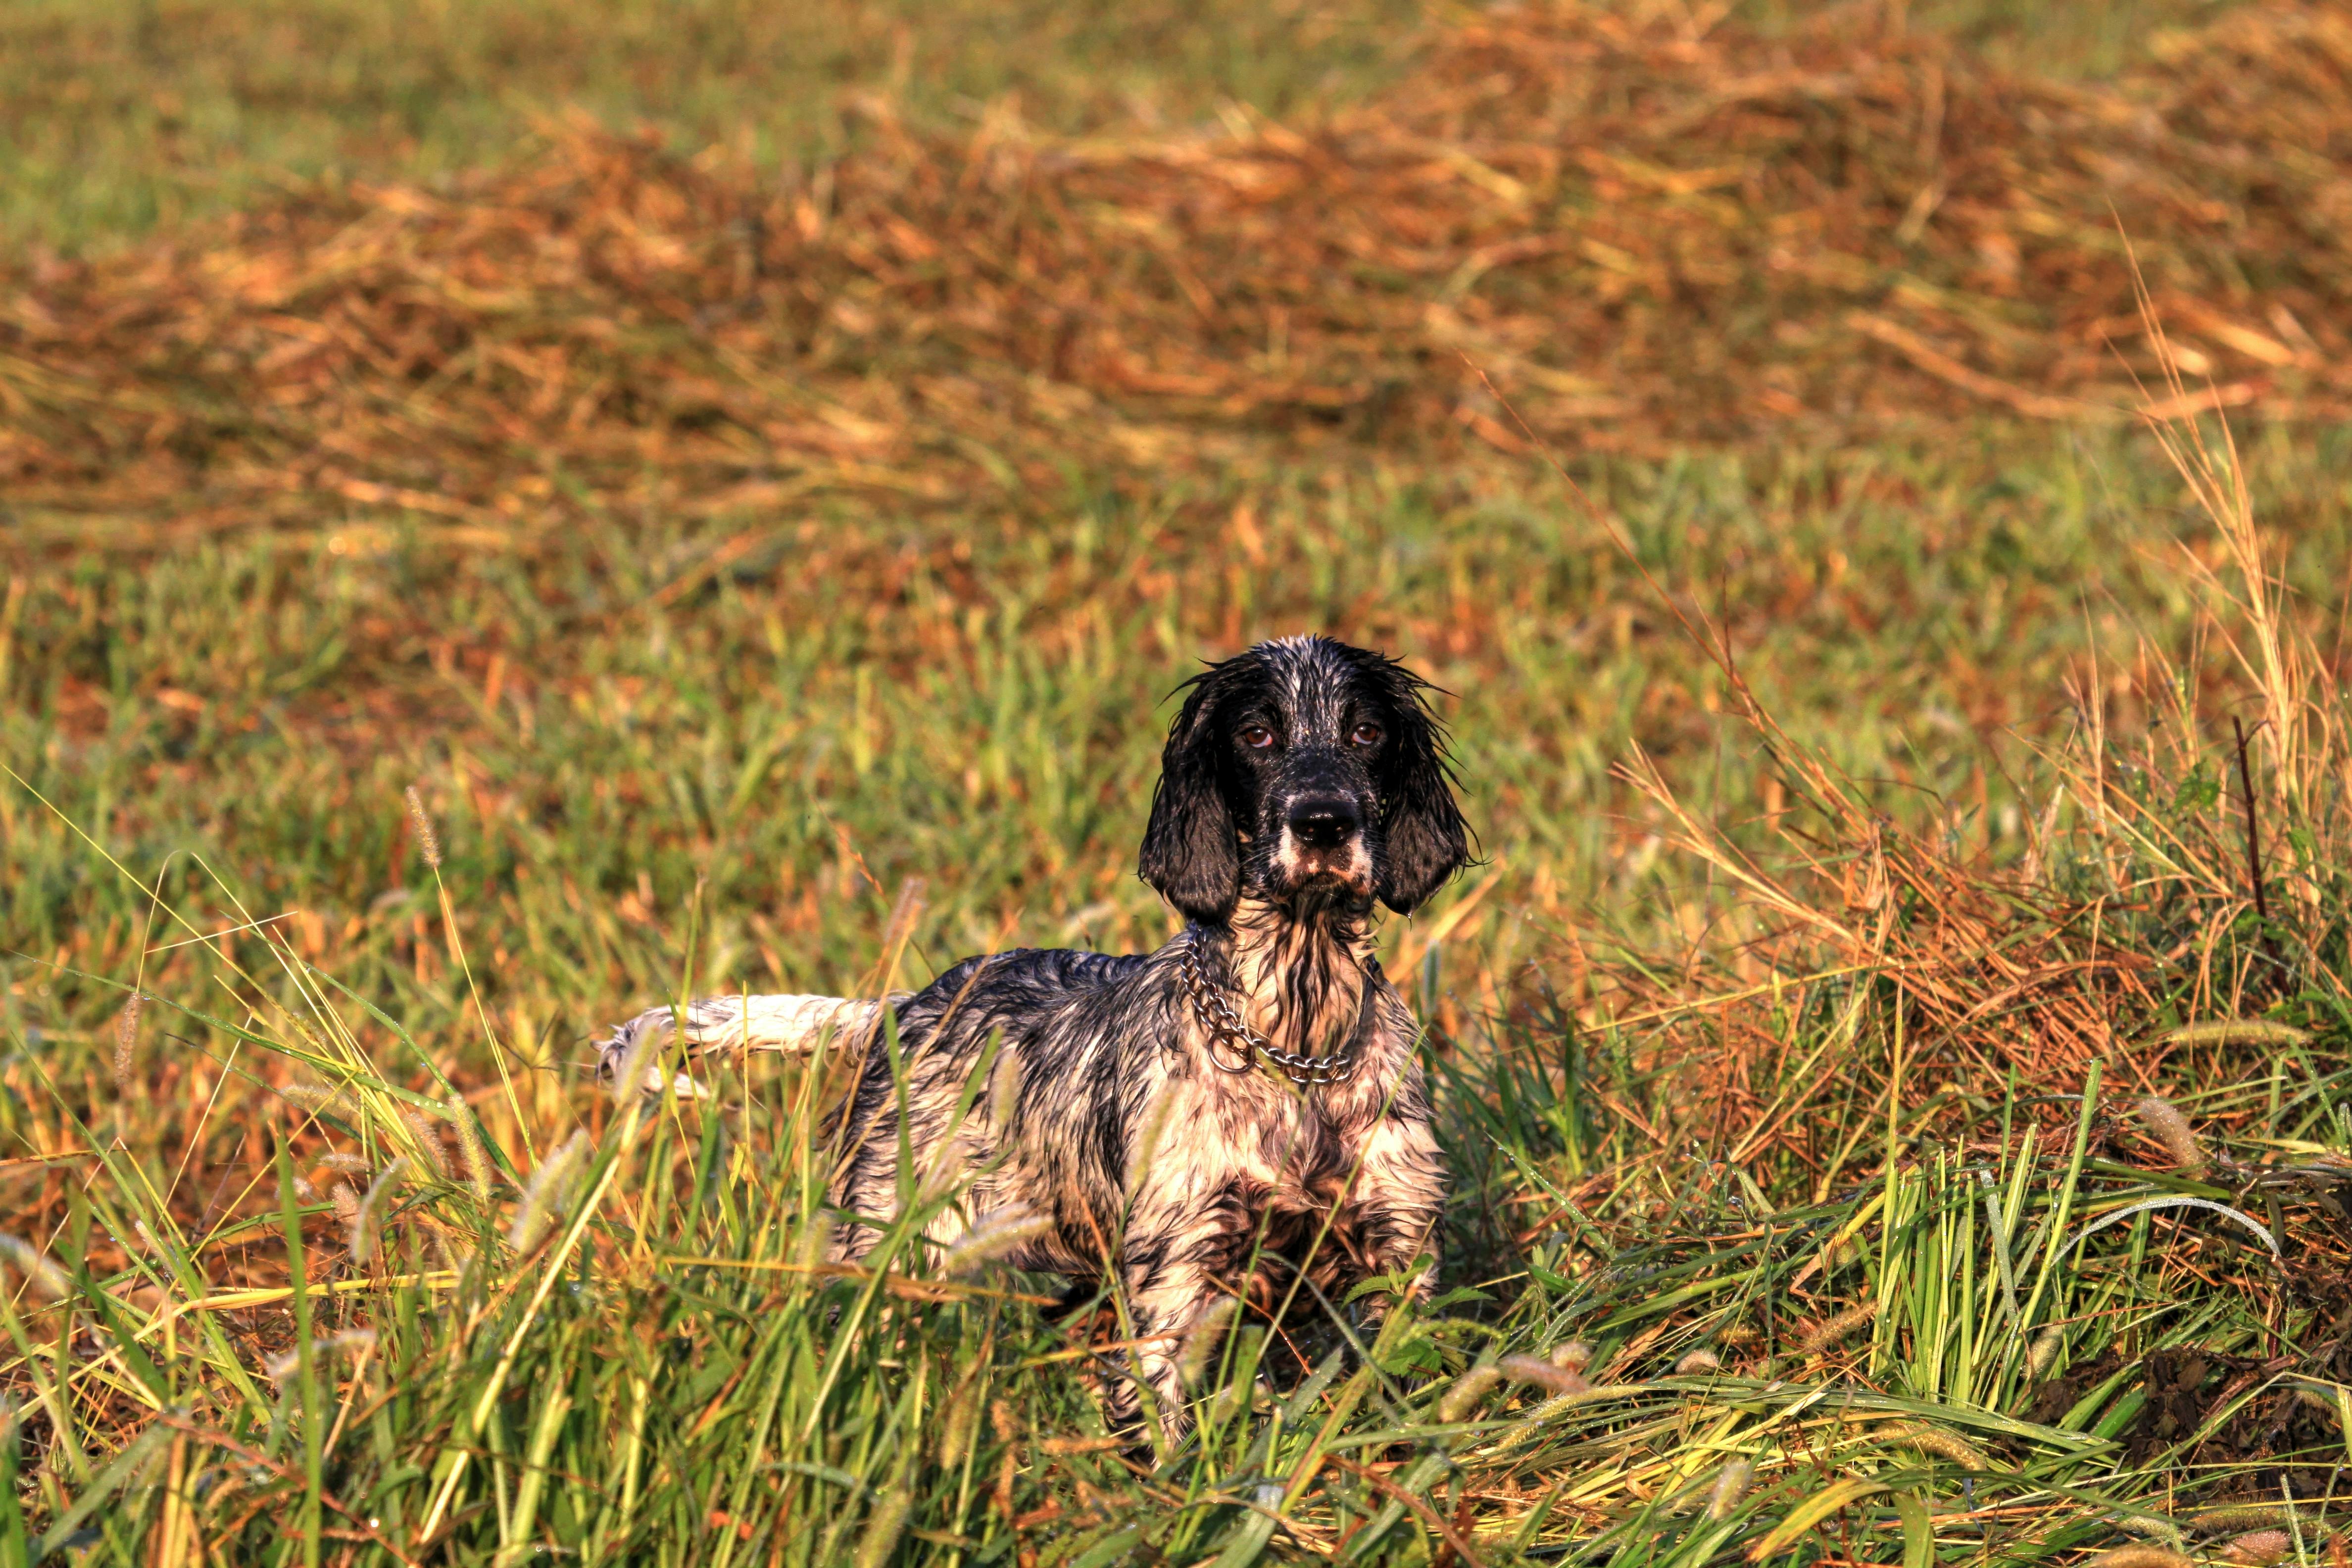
[1115,1264,1226,1447]
[1106,1206,1245,1446]
[1339,1115,1448,1313]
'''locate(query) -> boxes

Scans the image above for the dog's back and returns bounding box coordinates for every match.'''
[831,946,1170,1270]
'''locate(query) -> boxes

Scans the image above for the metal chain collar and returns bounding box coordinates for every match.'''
[1177,928,1362,1086]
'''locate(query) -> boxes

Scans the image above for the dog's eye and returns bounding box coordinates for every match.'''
[1236,724,1275,750]
[1349,722,1383,747]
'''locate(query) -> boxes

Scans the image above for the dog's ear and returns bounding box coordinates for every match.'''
[1138,677,1241,925]
[1373,664,1472,916]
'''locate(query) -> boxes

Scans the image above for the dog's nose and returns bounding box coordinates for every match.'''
[1286,795,1361,849]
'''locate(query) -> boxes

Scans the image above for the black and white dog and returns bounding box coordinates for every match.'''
[601,635,1470,1434]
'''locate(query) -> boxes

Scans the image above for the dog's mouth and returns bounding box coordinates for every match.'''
[1268,835,1375,900]
[1252,788,1379,904]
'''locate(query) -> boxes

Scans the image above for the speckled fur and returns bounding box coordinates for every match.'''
[619,636,1470,1438]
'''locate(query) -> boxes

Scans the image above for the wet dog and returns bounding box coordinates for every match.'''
[601,635,1470,1436]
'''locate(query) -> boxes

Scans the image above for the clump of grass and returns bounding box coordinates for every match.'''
[15,437,2352,1561]
[8,11,2352,1558]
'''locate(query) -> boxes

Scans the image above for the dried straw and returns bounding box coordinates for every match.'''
[5,3,2346,550]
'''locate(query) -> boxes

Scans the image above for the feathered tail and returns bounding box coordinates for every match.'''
[597,993,897,1098]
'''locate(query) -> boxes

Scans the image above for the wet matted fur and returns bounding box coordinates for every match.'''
[600,634,1470,1436]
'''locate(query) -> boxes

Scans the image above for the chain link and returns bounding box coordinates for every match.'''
[1177,929,1361,1085]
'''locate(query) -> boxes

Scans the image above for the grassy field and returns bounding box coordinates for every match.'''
[0,0,2223,254]
[7,0,2352,1563]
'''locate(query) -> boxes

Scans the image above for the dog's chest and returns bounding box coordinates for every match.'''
[1153,1068,1372,1213]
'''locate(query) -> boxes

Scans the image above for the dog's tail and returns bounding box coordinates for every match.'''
[597,994,898,1098]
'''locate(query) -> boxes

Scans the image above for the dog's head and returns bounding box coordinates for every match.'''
[1138,636,1471,924]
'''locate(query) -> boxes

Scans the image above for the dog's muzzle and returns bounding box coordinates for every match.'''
[1274,789,1373,893]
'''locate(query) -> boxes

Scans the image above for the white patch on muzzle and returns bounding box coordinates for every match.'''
[1273,829,1375,894]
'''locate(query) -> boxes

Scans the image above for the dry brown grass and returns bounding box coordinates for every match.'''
[4,1,2350,545]
[1547,363,2352,1213]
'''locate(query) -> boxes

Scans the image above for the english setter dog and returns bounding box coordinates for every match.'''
[601,635,1470,1436]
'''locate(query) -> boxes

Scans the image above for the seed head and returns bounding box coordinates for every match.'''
[1176,1297,1242,1386]
[604,1015,664,1107]
[1797,1298,1879,1356]
[2194,1509,2293,1535]
[937,1375,983,1470]
[938,1207,1053,1277]
[916,1132,981,1205]
[2026,1325,2064,1378]
[404,786,442,869]
[447,1094,493,1204]
[2222,1530,2292,1566]
[2163,1020,2306,1050]
[1498,1352,1589,1396]
[2134,1096,2206,1175]
[280,1082,355,1122]
[349,1159,407,1268]
[507,1132,589,1254]
[851,1486,911,1568]
[1706,1459,1755,1520]
[1879,1422,1991,1469]
[2086,1549,2193,1568]
[1436,1365,1503,1423]
[112,993,145,1091]
[399,1105,450,1180]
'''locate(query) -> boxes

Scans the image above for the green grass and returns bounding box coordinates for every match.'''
[7,0,2352,1561]
[12,428,2352,1062]
[10,423,2352,1563]
[0,0,1424,253]
[0,0,2233,254]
